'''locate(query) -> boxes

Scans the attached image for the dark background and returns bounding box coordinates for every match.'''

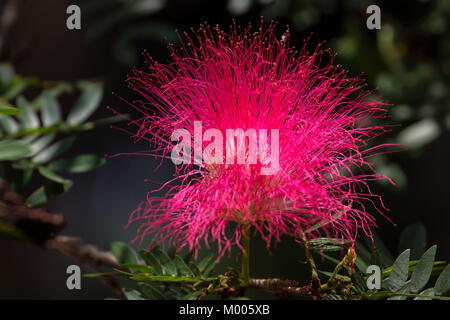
[0,0,449,299]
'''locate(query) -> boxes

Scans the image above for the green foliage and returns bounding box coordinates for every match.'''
[82,0,175,65]
[86,242,218,300]
[0,63,120,207]
[357,245,448,300]
[307,223,449,300]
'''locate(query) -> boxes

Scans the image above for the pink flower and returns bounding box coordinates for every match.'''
[125,22,393,259]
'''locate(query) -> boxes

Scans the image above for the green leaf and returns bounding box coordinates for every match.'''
[398,223,426,260]
[3,75,35,100]
[48,154,105,173]
[203,260,217,277]
[388,280,410,300]
[355,242,371,272]
[141,249,163,275]
[124,289,144,300]
[152,247,177,276]
[323,294,348,300]
[179,291,203,300]
[41,91,61,126]
[410,245,437,293]
[29,134,56,156]
[111,241,139,265]
[137,283,166,300]
[434,263,450,295]
[189,262,201,277]
[0,106,23,116]
[38,166,71,185]
[307,238,347,252]
[318,270,351,282]
[82,272,118,278]
[121,264,154,274]
[25,182,73,207]
[130,275,203,283]
[197,253,214,272]
[174,255,191,276]
[0,116,19,134]
[32,136,76,163]
[388,249,410,292]
[0,141,32,161]
[67,82,103,125]
[17,96,39,129]
[414,288,435,300]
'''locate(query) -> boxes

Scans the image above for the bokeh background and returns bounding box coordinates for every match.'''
[0,0,449,299]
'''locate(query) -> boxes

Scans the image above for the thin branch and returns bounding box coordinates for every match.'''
[45,236,121,269]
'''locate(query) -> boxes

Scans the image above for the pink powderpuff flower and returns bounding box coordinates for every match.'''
[123,21,394,260]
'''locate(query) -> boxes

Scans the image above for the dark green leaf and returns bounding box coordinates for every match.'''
[307,238,347,252]
[203,260,217,277]
[388,249,410,292]
[410,245,437,293]
[0,116,19,134]
[189,263,201,277]
[38,166,71,185]
[197,253,214,272]
[25,182,72,207]
[0,106,23,116]
[17,96,39,129]
[124,289,144,300]
[32,136,76,163]
[174,255,191,276]
[121,264,154,274]
[111,241,139,265]
[434,263,450,295]
[137,283,166,300]
[323,294,348,300]
[67,82,103,125]
[42,91,61,126]
[0,141,32,161]
[354,242,371,272]
[318,270,351,282]
[82,272,118,278]
[414,288,435,300]
[29,134,56,156]
[388,280,410,300]
[130,275,203,283]
[154,248,177,276]
[141,249,163,275]
[179,291,203,300]
[48,154,105,173]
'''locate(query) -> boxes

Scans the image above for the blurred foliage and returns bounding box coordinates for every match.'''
[254,0,450,189]
[82,0,176,65]
[0,62,120,207]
